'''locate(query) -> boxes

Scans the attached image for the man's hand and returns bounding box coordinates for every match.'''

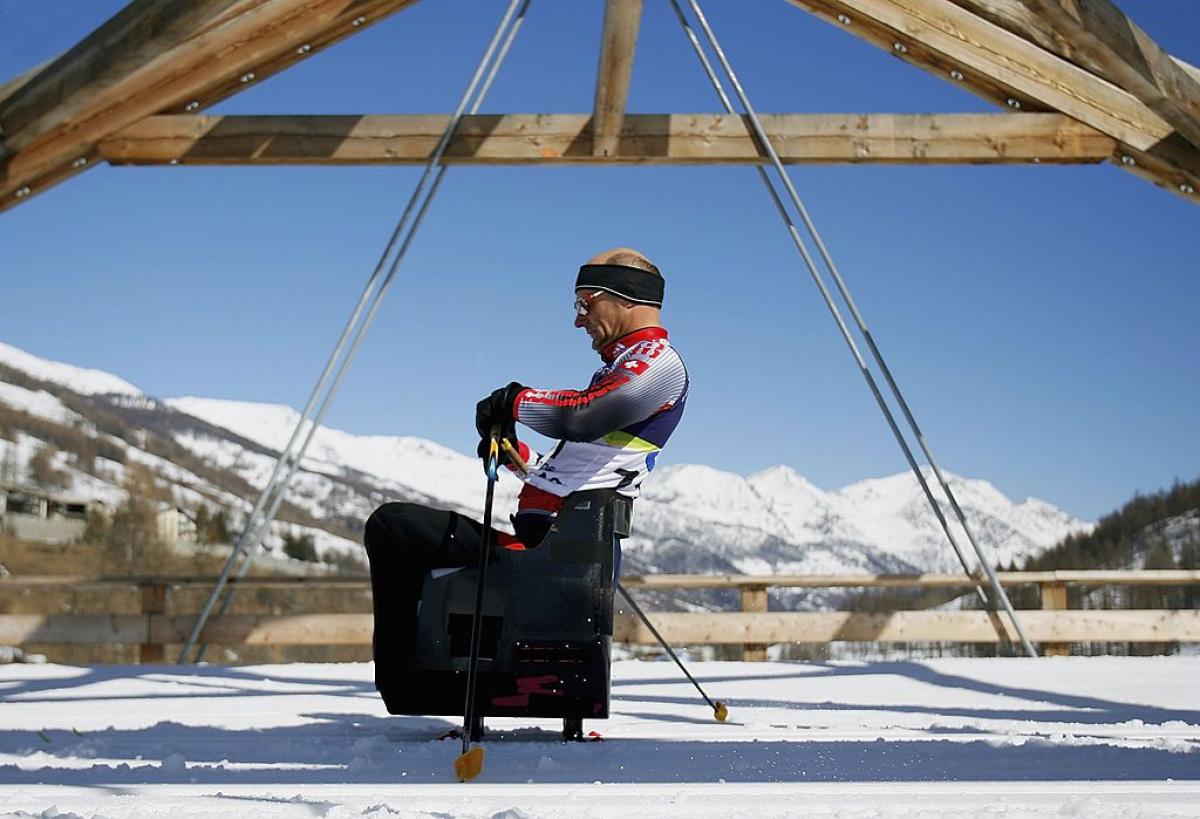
[475,381,525,441]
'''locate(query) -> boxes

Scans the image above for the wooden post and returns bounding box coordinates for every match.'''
[139,582,169,663]
[741,584,768,661]
[1040,581,1070,656]
[592,0,643,157]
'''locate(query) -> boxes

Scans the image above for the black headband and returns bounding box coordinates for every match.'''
[575,264,664,307]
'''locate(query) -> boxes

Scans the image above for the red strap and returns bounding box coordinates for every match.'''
[517,483,565,515]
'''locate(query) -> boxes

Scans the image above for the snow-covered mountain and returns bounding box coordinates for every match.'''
[0,342,140,397]
[0,341,1091,605]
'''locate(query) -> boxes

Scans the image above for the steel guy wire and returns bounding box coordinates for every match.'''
[618,583,725,718]
[663,0,989,607]
[180,0,532,663]
[671,0,1036,655]
[664,0,990,616]
[191,0,535,663]
[681,0,1036,656]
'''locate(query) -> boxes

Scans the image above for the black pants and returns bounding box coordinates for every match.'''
[362,503,552,694]
[362,503,483,692]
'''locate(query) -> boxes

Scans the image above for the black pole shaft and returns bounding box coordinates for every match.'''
[617,583,719,714]
[461,450,499,756]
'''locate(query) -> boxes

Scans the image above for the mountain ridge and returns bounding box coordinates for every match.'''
[0,341,1092,607]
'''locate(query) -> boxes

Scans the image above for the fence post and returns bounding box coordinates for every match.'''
[1039,580,1070,656]
[740,584,768,661]
[139,582,169,664]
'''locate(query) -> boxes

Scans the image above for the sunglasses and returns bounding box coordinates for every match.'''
[574,290,603,316]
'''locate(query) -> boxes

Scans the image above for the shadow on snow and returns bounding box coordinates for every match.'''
[0,661,1195,785]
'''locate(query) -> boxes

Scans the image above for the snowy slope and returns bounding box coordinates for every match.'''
[635,462,1087,581]
[0,657,1197,817]
[0,357,361,561]
[0,341,140,396]
[0,381,82,426]
[167,396,523,517]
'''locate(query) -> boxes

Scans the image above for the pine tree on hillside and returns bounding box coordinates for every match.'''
[191,504,232,545]
[194,505,211,542]
[0,442,18,484]
[101,466,168,573]
[26,443,71,492]
[1023,475,1200,573]
[283,532,319,562]
[209,508,230,544]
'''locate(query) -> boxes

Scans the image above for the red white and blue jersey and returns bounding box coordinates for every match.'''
[509,327,688,518]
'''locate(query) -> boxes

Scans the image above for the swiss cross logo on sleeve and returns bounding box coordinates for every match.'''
[622,359,649,374]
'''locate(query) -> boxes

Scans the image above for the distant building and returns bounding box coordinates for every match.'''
[0,482,94,544]
[156,504,197,547]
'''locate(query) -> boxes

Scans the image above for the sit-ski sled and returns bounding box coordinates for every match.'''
[377,489,629,742]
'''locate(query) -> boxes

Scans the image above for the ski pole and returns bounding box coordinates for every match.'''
[617,583,728,722]
[454,432,501,782]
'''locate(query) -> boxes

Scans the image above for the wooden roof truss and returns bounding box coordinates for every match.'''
[2,0,1198,214]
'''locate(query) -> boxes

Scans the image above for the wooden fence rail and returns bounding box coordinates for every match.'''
[1,570,1196,661]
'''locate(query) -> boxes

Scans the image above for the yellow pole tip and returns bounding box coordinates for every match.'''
[453,747,485,782]
[714,702,728,722]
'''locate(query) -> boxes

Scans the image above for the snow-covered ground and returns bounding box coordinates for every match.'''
[1,657,1197,817]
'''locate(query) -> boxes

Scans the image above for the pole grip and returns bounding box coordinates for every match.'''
[499,438,529,475]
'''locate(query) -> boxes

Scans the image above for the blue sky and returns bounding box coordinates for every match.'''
[1,0,1197,522]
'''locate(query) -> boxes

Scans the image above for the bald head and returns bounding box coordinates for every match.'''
[587,247,661,276]
[575,247,664,352]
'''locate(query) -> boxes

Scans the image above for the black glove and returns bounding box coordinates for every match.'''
[475,381,525,442]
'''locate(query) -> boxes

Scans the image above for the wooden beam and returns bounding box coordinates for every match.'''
[98,112,1115,165]
[783,0,1200,200]
[0,1,246,192]
[0,574,377,589]
[0,0,421,213]
[786,0,1170,146]
[949,0,1200,151]
[1175,57,1200,88]
[592,0,644,157]
[4,609,1199,645]
[6,568,1200,590]
[151,613,373,645]
[623,569,1200,589]
[0,614,149,644]
[0,1,245,155]
[613,610,1200,644]
[0,57,58,113]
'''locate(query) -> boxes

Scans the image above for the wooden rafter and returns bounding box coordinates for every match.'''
[2,0,1198,208]
[948,0,1200,151]
[0,1,245,155]
[592,0,644,157]
[1177,57,1200,87]
[0,58,57,117]
[783,0,1200,200]
[99,112,1115,165]
[0,0,421,214]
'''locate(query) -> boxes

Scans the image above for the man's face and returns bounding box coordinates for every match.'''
[574,289,623,351]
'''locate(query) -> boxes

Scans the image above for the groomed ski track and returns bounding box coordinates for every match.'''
[1,657,1197,817]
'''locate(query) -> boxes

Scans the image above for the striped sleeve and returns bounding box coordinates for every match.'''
[514,344,687,442]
